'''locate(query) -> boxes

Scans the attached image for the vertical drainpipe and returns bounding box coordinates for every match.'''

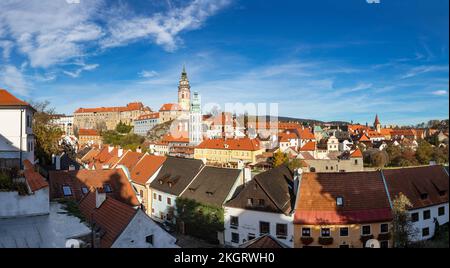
[380,169,393,209]
[20,108,24,170]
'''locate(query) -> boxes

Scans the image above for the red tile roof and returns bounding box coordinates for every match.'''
[299,141,316,151]
[137,112,160,120]
[130,154,167,185]
[79,191,137,248]
[23,160,48,192]
[295,171,392,224]
[162,132,189,143]
[78,129,100,136]
[159,103,183,112]
[75,102,145,114]
[359,134,370,142]
[279,132,299,142]
[240,235,288,248]
[114,151,144,170]
[49,169,139,206]
[196,138,261,151]
[297,128,315,140]
[382,166,449,209]
[350,148,363,158]
[0,89,32,107]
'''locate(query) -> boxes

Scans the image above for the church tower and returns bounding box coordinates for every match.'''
[178,65,191,111]
[374,114,381,133]
[189,92,203,145]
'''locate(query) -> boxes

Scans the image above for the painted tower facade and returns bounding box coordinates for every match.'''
[178,66,191,111]
[189,92,203,145]
[374,114,381,133]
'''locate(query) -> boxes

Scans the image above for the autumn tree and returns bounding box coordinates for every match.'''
[392,193,417,248]
[386,144,402,166]
[29,100,64,166]
[288,158,303,172]
[272,150,288,167]
[415,140,434,165]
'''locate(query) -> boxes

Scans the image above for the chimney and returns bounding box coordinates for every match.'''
[293,168,302,195]
[118,147,124,158]
[95,188,106,208]
[52,154,56,165]
[108,145,114,153]
[136,146,142,153]
[243,167,252,184]
[69,165,76,171]
[55,155,61,170]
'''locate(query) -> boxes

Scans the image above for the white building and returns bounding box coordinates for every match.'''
[0,89,35,168]
[327,135,339,152]
[50,114,74,136]
[134,113,160,136]
[189,92,203,146]
[223,166,298,248]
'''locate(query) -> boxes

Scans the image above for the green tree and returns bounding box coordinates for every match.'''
[399,148,419,167]
[272,150,289,167]
[370,151,388,168]
[433,146,449,164]
[29,101,64,166]
[116,121,133,134]
[288,158,303,172]
[392,193,417,248]
[386,144,402,166]
[416,140,433,165]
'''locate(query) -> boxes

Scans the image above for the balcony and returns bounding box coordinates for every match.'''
[377,232,391,241]
[300,236,314,245]
[360,234,374,245]
[318,237,333,245]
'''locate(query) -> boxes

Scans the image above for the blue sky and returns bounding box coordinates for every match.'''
[0,0,448,125]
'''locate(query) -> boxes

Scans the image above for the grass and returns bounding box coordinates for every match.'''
[56,199,86,223]
[0,170,29,195]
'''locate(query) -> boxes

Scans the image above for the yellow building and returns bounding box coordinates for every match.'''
[78,128,102,146]
[194,138,265,166]
[294,171,393,248]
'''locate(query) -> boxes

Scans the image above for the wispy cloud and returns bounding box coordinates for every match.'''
[63,62,100,78]
[432,90,448,96]
[139,70,159,78]
[401,65,449,79]
[0,65,30,95]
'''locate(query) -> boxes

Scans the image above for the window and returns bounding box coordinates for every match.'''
[167,197,171,205]
[380,241,389,248]
[336,196,344,207]
[380,223,389,233]
[248,233,256,241]
[354,159,358,165]
[231,233,240,243]
[27,115,31,128]
[140,190,144,198]
[438,206,445,216]
[259,221,270,235]
[302,228,311,237]
[420,193,428,200]
[411,212,419,222]
[247,198,253,206]
[103,184,112,193]
[423,210,431,220]
[230,216,239,228]
[258,199,265,206]
[81,187,89,195]
[62,186,72,196]
[321,228,331,237]
[153,193,157,199]
[340,227,349,237]
[361,225,371,235]
[422,227,430,237]
[146,235,153,245]
[276,224,287,238]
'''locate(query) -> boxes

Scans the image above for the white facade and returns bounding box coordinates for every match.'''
[0,107,35,167]
[339,140,353,152]
[189,92,203,145]
[151,189,178,223]
[112,209,178,248]
[0,187,49,218]
[134,116,160,136]
[51,115,74,135]
[223,207,294,248]
[408,203,449,241]
[327,136,339,152]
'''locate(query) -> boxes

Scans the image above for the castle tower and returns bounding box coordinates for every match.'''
[374,114,381,133]
[189,92,203,145]
[178,65,191,111]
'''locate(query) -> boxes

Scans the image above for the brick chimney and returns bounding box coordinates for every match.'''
[95,188,107,208]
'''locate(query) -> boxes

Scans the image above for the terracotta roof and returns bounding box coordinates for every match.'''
[299,141,316,151]
[382,166,449,210]
[240,235,289,248]
[358,134,370,142]
[162,132,189,143]
[78,129,99,136]
[379,128,393,136]
[150,157,204,196]
[79,191,137,248]
[390,129,416,136]
[49,169,139,206]
[181,167,242,207]
[350,148,363,158]
[279,132,299,142]
[159,103,183,112]
[137,112,160,120]
[130,154,167,185]
[297,128,315,140]
[294,171,392,224]
[114,151,144,170]
[196,138,261,151]
[75,102,145,114]
[0,89,32,108]
[23,160,48,192]
[225,165,295,215]
[80,148,100,163]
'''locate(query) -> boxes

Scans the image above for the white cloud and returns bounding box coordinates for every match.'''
[401,65,449,79]
[63,62,99,78]
[139,70,159,78]
[0,65,29,95]
[0,40,14,59]
[432,90,448,96]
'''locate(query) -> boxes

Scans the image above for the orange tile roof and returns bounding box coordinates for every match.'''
[23,160,49,192]
[49,169,139,206]
[78,129,100,136]
[162,132,189,143]
[295,172,392,224]
[350,148,363,158]
[130,155,167,185]
[115,151,144,170]
[379,128,393,136]
[75,102,145,114]
[159,103,183,112]
[279,132,299,142]
[80,148,100,163]
[0,89,33,108]
[299,141,316,151]
[196,138,261,151]
[297,128,315,140]
[79,192,137,248]
[358,134,370,142]
[137,112,160,120]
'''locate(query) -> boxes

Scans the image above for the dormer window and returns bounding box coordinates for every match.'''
[336,196,344,207]
[103,184,112,193]
[258,199,265,206]
[81,187,89,195]
[420,193,428,200]
[159,180,163,185]
[168,182,173,188]
[62,185,72,196]
[247,198,254,206]
[439,190,446,196]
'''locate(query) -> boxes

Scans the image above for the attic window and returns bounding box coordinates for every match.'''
[159,180,163,185]
[206,191,214,196]
[81,187,89,195]
[247,198,254,206]
[439,190,446,196]
[103,184,113,193]
[62,186,72,196]
[189,188,196,193]
[168,182,173,188]
[420,193,428,200]
[258,199,265,206]
[336,196,344,207]
[146,235,154,245]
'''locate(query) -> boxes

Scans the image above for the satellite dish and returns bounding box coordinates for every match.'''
[65,239,81,248]
[365,239,380,248]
